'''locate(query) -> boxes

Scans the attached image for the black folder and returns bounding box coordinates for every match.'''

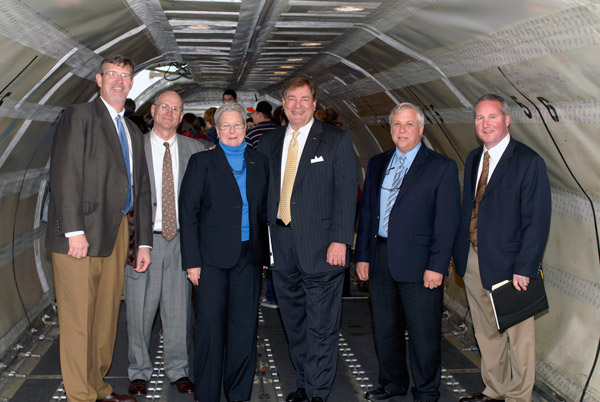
[489,273,549,332]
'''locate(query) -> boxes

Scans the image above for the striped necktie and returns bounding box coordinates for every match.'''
[469,151,490,246]
[382,155,406,234]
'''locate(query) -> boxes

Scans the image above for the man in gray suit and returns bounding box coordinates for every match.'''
[124,90,205,396]
[258,77,358,402]
[46,55,152,402]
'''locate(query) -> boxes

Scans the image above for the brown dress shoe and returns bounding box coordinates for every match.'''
[171,376,194,393]
[96,392,136,402]
[128,379,147,395]
[459,393,504,402]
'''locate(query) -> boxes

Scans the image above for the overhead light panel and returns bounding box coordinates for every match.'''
[279,65,294,69]
[334,6,365,12]
[188,24,210,29]
[300,42,321,46]
[287,58,303,62]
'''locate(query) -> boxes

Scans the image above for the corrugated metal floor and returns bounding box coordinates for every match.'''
[0,292,500,402]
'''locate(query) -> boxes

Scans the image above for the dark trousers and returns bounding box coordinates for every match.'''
[370,240,443,402]
[192,242,261,402]
[272,224,344,400]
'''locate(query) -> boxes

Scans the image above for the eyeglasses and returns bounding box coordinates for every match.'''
[219,123,245,131]
[102,71,133,81]
[155,103,182,113]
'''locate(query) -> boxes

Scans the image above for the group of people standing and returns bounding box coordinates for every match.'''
[46,54,551,402]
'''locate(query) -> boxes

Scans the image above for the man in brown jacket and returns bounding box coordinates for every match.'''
[46,55,153,402]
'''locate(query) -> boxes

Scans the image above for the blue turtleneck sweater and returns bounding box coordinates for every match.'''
[220,140,250,241]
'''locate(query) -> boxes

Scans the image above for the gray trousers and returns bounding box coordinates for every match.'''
[124,232,191,382]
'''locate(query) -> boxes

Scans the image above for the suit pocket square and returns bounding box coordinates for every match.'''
[311,156,324,163]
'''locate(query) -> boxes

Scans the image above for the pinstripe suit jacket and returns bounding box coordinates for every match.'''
[258,119,358,274]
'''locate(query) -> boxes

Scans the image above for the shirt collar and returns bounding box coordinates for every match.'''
[484,134,510,161]
[150,129,177,147]
[99,96,124,120]
[286,118,314,137]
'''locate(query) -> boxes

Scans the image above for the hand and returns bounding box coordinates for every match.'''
[513,274,530,291]
[68,234,89,259]
[356,262,369,281]
[187,267,201,286]
[263,265,269,270]
[327,242,347,266]
[423,270,443,289]
[134,248,152,272]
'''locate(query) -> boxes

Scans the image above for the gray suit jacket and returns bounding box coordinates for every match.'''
[46,96,153,256]
[144,132,206,228]
[258,119,358,274]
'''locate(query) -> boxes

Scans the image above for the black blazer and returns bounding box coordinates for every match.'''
[46,97,153,256]
[258,119,358,274]
[355,144,461,282]
[453,138,552,290]
[179,143,269,269]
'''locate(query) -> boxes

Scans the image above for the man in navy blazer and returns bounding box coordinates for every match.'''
[258,77,357,402]
[453,94,551,402]
[355,103,460,401]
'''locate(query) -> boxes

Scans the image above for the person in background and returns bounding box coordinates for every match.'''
[222,88,237,103]
[178,112,212,146]
[246,117,255,130]
[272,105,288,126]
[315,106,343,128]
[125,98,149,134]
[180,102,269,402]
[246,101,278,150]
[204,107,218,144]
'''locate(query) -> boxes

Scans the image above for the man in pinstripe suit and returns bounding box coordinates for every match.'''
[258,77,357,402]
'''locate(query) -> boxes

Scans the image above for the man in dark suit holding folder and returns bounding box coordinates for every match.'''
[453,94,551,402]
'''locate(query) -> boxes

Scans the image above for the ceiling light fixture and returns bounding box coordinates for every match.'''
[279,65,294,69]
[274,71,289,75]
[187,24,210,29]
[300,42,321,46]
[286,58,303,62]
[334,6,365,12]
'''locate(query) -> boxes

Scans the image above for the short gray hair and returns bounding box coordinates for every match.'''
[389,102,425,127]
[475,94,510,116]
[214,102,246,127]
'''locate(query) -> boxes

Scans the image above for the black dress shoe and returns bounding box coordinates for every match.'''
[286,387,308,402]
[364,385,407,400]
[128,379,147,395]
[310,398,324,402]
[171,376,194,393]
[459,393,504,402]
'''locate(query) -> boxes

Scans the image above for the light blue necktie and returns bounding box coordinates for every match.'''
[383,155,406,233]
[116,115,132,215]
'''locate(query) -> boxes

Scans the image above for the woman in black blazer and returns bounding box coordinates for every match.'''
[179,102,269,402]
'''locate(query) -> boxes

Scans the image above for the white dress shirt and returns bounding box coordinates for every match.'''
[150,131,179,231]
[277,118,314,219]
[475,134,511,194]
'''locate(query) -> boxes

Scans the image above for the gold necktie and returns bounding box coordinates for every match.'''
[162,142,177,241]
[280,130,301,225]
[469,151,490,247]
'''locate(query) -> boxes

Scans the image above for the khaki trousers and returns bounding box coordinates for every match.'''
[463,244,535,402]
[53,216,129,402]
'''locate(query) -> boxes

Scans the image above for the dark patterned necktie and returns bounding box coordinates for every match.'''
[162,142,177,241]
[469,151,490,247]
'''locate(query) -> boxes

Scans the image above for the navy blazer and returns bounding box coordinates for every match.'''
[258,119,358,274]
[453,138,552,290]
[179,143,269,269]
[355,144,460,282]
